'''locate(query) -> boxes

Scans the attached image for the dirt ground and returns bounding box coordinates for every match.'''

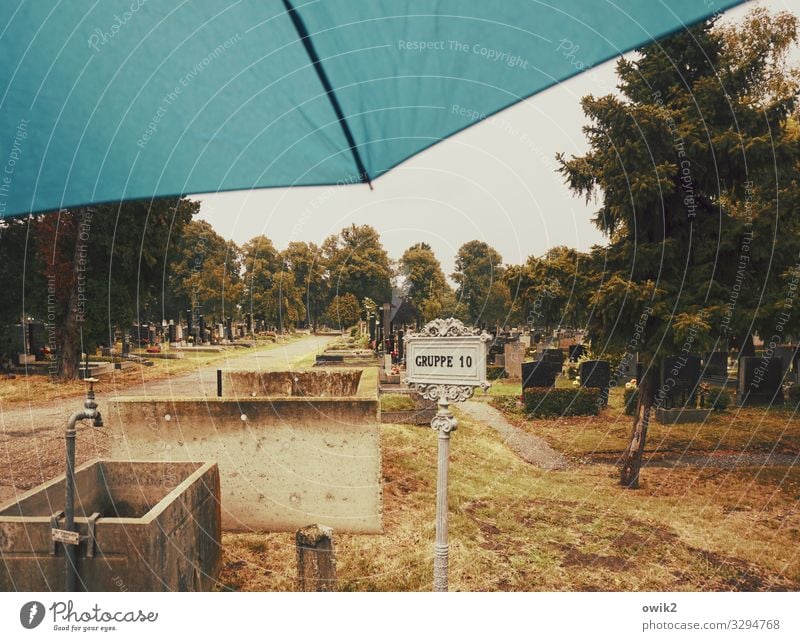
[0,334,335,503]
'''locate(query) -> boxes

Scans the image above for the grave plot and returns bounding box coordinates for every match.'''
[107,368,381,534]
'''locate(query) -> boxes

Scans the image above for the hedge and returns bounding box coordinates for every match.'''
[624,388,638,415]
[523,387,601,418]
[487,365,508,380]
[788,384,800,407]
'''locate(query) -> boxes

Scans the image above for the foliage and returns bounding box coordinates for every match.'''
[787,383,800,408]
[398,242,456,323]
[557,8,800,486]
[707,387,732,411]
[324,224,392,305]
[452,240,511,328]
[324,293,361,329]
[380,394,416,411]
[623,387,638,416]
[522,387,601,418]
[167,219,242,322]
[486,365,507,380]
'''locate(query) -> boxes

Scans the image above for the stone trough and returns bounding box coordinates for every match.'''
[108,369,381,534]
[0,460,221,591]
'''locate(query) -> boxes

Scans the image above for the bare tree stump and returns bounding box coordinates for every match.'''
[296,525,336,591]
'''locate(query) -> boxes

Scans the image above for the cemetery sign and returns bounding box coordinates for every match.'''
[405,318,491,395]
[404,318,492,592]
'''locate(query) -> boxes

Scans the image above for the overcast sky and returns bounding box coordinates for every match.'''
[195,0,798,277]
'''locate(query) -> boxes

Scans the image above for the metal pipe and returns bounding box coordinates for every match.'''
[63,379,103,592]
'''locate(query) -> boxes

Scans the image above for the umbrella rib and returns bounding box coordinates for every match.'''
[282,0,373,190]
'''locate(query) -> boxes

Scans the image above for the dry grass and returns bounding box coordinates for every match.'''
[490,387,800,461]
[0,335,304,407]
[218,408,800,592]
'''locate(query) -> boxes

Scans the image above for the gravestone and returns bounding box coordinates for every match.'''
[738,356,785,406]
[245,313,252,334]
[542,348,565,367]
[659,355,702,409]
[579,360,611,405]
[568,344,585,362]
[226,317,233,341]
[503,341,525,379]
[522,360,559,389]
[198,316,206,345]
[27,321,45,359]
[773,345,799,377]
[168,321,177,344]
[703,351,728,377]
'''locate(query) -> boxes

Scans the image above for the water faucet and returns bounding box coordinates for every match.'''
[63,377,103,591]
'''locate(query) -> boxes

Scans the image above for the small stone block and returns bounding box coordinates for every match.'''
[296,524,336,592]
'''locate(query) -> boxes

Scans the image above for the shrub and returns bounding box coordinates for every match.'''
[522,387,600,418]
[490,395,521,415]
[380,394,415,411]
[487,365,507,380]
[708,387,732,411]
[787,384,800,407]
[623,387,638,416]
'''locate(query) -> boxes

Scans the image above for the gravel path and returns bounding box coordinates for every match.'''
[0,334,336,503]
[460,401,568,470]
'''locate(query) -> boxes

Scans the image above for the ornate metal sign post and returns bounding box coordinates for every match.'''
[404,318,491,591]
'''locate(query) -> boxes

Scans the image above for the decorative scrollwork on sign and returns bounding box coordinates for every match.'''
[431,411,458,434]
[418,317,491,342]
[410,383,473,403]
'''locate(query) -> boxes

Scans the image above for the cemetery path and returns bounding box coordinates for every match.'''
[460,401,569,471]
[0,334,337,502]
[107,333,337,398]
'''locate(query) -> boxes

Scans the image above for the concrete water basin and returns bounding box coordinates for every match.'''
[0,460,221,591]
[108,369,381,533]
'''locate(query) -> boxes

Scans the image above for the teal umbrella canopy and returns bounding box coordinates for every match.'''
[0,0,746,218]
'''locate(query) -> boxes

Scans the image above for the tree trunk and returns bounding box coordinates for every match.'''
[620,366,657,488]
[58,210,90,379]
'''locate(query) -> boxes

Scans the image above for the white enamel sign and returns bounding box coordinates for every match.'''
[405,335,489,387]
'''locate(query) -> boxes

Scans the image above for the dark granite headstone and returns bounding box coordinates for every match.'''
[568,344,585,362]
[542,348,565,367]
[198,316,206,345]
[773,345,799,376]
[703,351,728,377]
[522,360,559,389]
[660,355,702,409]
[738,356,784,405]
[579,360,611,405]
[168,322,177,343]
